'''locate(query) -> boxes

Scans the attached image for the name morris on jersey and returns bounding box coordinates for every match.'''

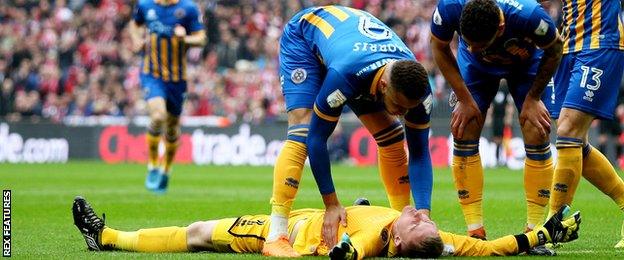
[352,42,412,54]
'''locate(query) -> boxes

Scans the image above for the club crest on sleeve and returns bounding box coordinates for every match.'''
[423,94,433,115]
[327,89,347,108]
[433,8,442,26]
[291,68,307,84]
[534,19,549,36]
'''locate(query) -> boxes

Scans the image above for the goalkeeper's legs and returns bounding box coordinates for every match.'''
[265,108,310,257]
[100,220,221,252]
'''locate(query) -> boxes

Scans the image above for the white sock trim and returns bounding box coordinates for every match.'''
[467,223,483,231]
[267,214,288,242]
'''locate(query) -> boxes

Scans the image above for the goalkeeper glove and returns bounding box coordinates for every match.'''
[329,233,358,260]
[536,205,581,245]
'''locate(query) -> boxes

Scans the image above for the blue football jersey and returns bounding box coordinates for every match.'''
[560,0,624,53]
[290,6,416,101]
[431,0,557,66]
[133,0,203,82]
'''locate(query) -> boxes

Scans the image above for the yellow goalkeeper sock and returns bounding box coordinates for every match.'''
[524,143,553,229]
[548,137,583,218]
[524,230,542,248]
[377,141,410,210]
[582,145,624,210]
[101,226,188,252]
[452,139,483,231]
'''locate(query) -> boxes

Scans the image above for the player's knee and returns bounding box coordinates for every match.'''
[373,122,405,148]
[456,120,483,140]
[186,221,215,251]
[148,119,164,136]
[521,122,549,144]
[556,121,583,139]
[150,111,167,126]
[164,117,180,141]
[287,108,313,125]
[164,126,180,142]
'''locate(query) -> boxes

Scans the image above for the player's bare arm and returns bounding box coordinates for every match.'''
[175,25,206,47]
[128,20,146,53]
[430,35,482,139]
[519,33,563,138]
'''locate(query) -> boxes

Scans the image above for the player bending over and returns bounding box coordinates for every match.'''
[72,196,581,258]
[267,6,435,256]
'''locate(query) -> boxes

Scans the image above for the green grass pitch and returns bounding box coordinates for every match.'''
[1,161,624,259]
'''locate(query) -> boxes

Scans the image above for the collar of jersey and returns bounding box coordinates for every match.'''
[387,232,398,257]
[155,0,179,5]
[369,64,387,96]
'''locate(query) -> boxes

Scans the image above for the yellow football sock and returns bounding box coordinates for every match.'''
[452,153,484,230]
[146,132,161,168]
[524,230,541,248]
[378,141,411,210]
[548,139,583,218]
[163,140,179,174]
[101,226,188,252]
[270,140,307,216]
[582,145,624,210]
[524,156,553,229]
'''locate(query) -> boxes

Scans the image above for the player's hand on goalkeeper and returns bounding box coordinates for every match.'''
[329,233,358,260]
[323,203,347,248]
[537,205,581,245]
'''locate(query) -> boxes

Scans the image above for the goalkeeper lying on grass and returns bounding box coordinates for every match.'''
[72,196,580,258]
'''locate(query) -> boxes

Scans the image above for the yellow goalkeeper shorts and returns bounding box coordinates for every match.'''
[211,215,270,253]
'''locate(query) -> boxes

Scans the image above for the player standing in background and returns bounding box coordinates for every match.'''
[128,0,206,193]
[430,0,562,241]
[264,6,435,257]
[543,0,624,248]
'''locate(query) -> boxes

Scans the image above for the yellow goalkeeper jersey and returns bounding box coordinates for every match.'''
[290,206,400,258]
[289,206,520,258]
[213,205,520,258]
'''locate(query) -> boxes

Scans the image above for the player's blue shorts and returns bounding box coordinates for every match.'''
[279,9,327,112]
[457,48,547,113]
[546,49,624,120]
[141,74,187,116]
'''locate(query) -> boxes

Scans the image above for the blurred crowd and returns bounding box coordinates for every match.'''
[0,0,620,128]
[0,0,449,124]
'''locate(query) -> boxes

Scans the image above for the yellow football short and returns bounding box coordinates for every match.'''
[211,215,270,253]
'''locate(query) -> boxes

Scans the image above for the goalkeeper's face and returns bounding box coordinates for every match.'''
[394,206,439,252]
